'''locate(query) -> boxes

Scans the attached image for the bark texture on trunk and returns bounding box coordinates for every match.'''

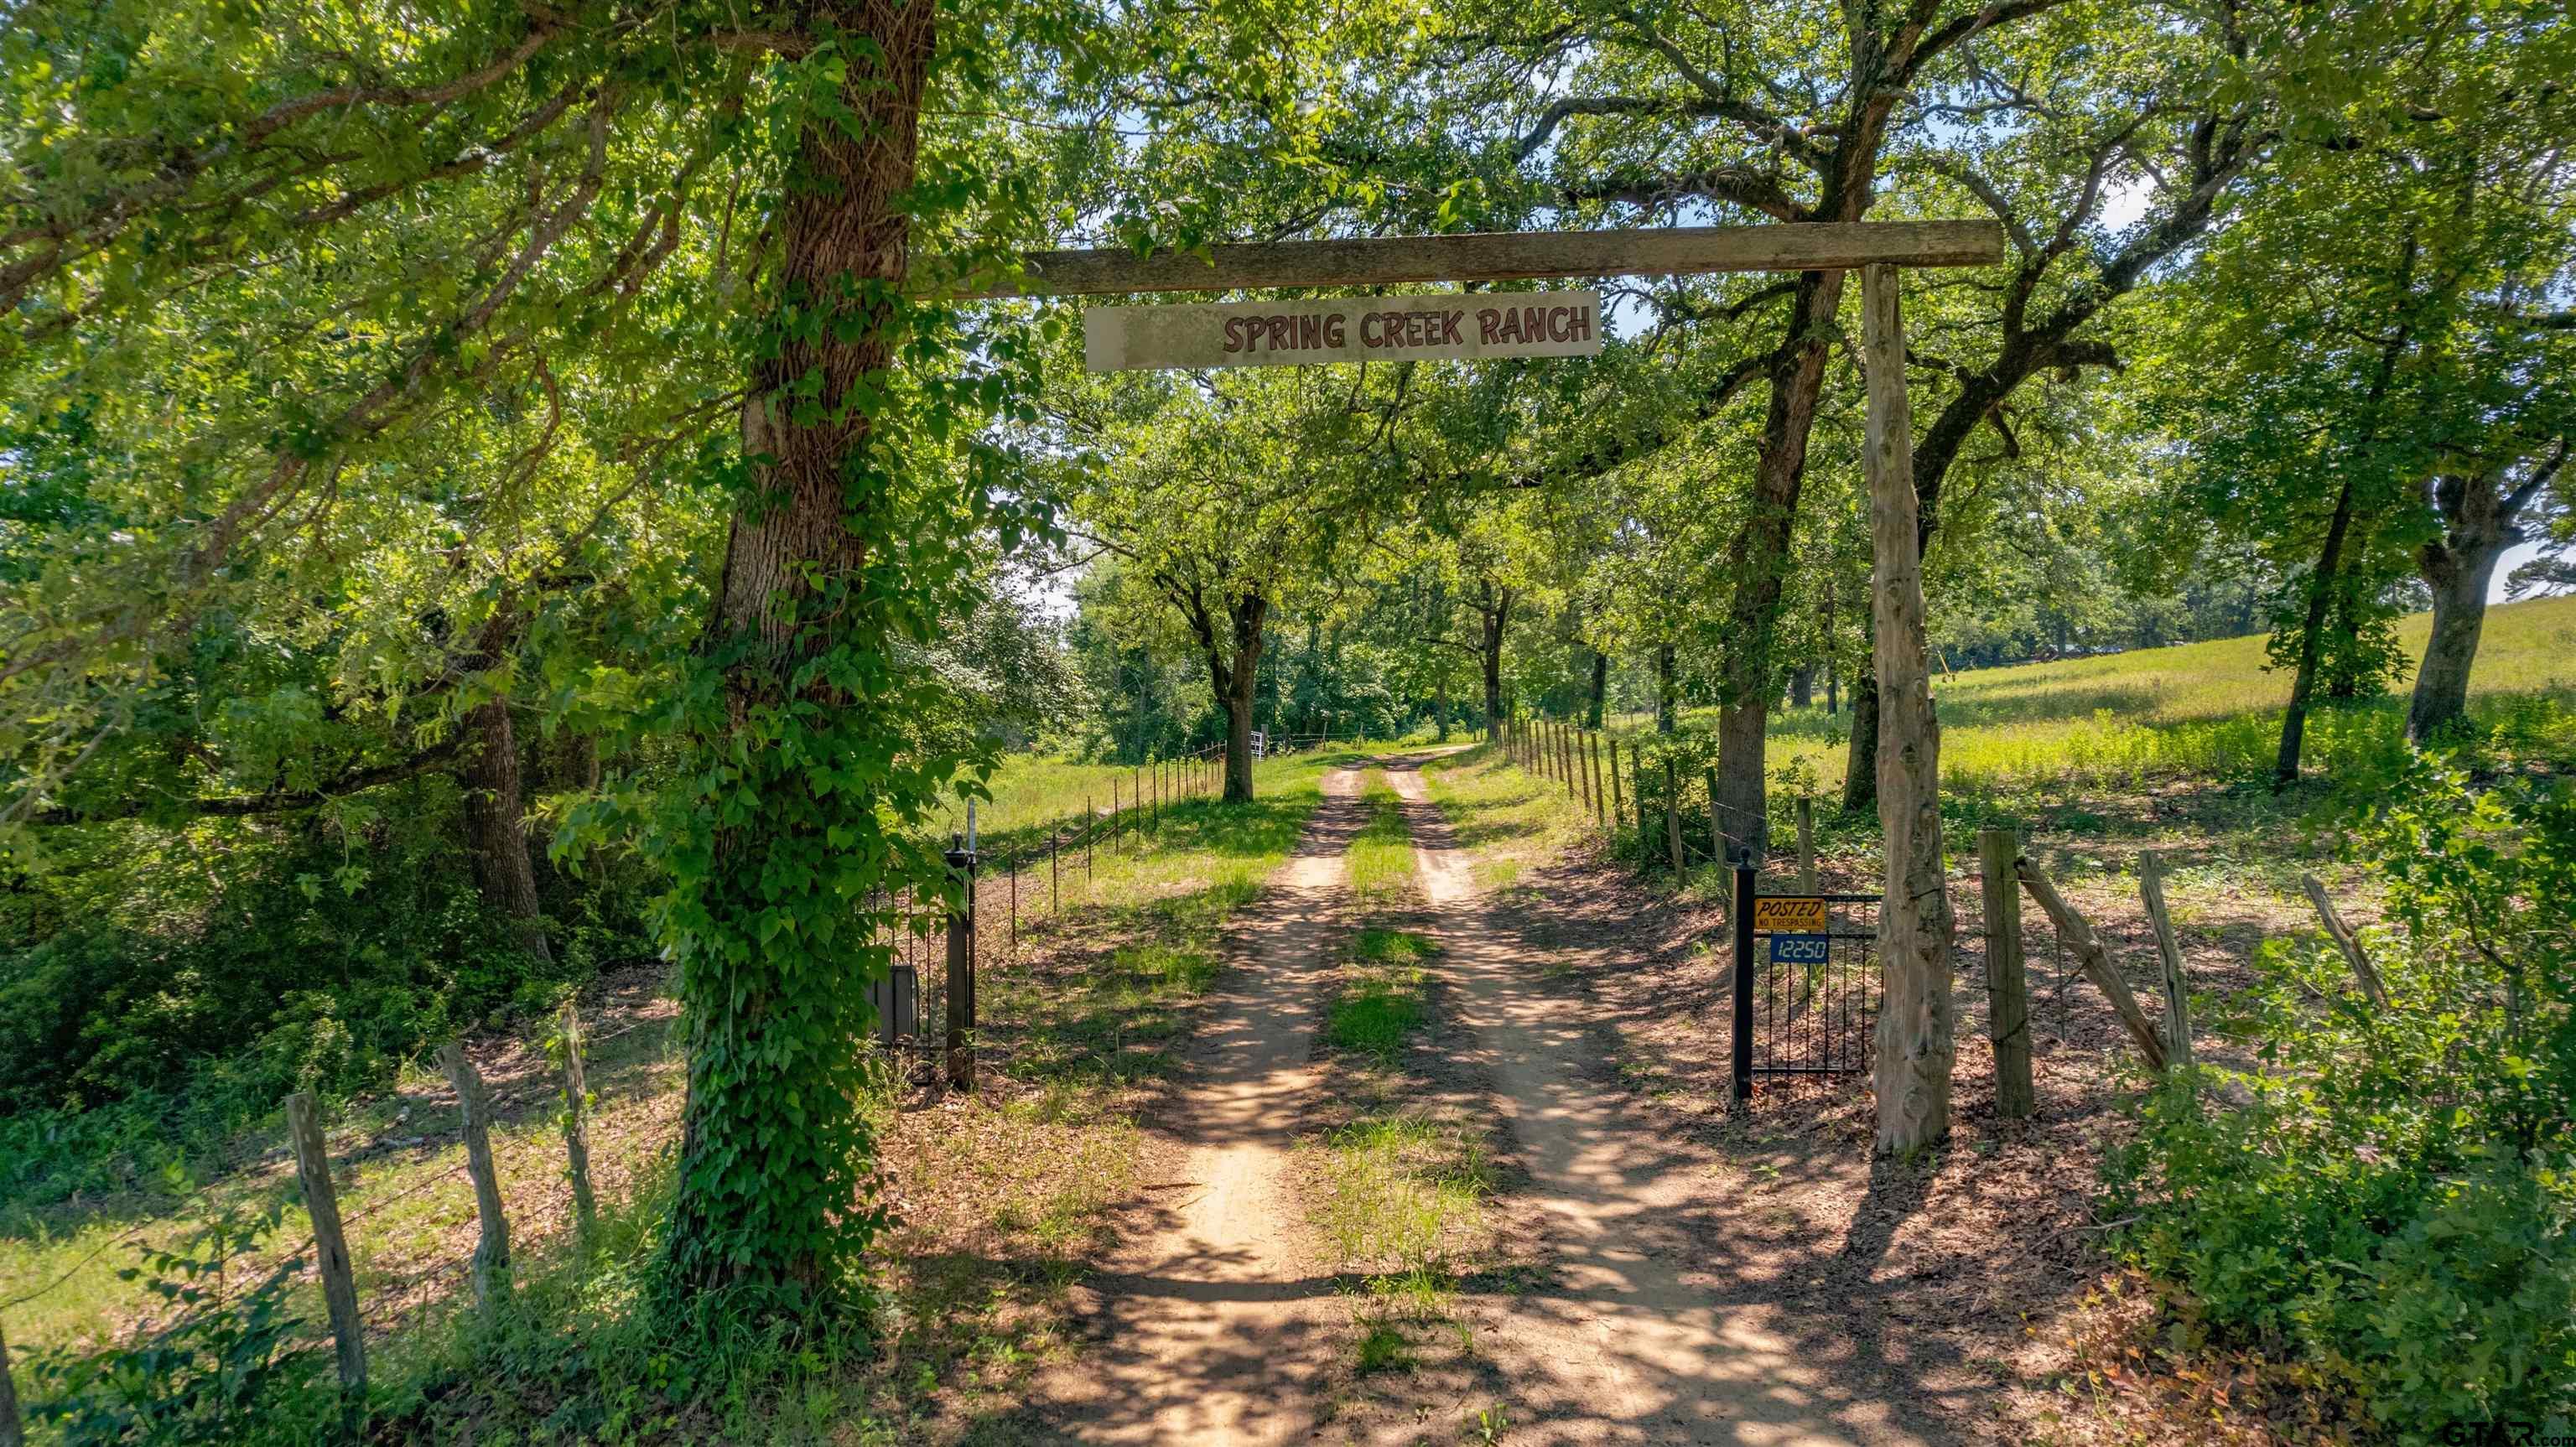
[1587,649,1608,729]
[1176,584,1267,803]
[2407,453,2562,742]
[1712,270,1845,859]
[460,696,550,963]
[667,0,935,1295]
[2405,555,2491,743]
[1654,643,1677,734]
[1220,593,1266,802]
[1789,665,1815,710]
[1861,266,1953,1156]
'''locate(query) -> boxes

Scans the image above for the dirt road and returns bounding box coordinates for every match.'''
[1012,765,1364,1444]
[1383,760,1929,1446]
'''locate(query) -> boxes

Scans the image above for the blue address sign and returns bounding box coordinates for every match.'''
[1768,933,1831,966]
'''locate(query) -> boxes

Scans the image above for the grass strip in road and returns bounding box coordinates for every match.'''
[1303,768,1498,1407]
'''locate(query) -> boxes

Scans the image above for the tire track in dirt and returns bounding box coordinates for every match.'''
[1005,765,1365,1444]
[1382,759,1932,1446]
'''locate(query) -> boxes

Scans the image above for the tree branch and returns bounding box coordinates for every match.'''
[29,740,464,826]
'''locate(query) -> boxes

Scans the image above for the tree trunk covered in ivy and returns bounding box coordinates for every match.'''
[1654,642,1677,734]
[1587,649,1608,729]
[665,0,936,1297]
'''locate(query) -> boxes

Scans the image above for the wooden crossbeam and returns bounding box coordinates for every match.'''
[959,220,2003,298]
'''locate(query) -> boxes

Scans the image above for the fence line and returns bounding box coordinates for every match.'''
[0,742,1265,1437]
[0,1009,612,1444]
[1493,712,1816,895]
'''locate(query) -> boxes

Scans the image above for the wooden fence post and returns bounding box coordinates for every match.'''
[1663,759,1685,879]
[437,1044,512,1316]
[1085,796,1094,874]
[2300,874,2389,1006]
[1576,726,1597,818]
[1607,737,1624,829]
[2,1313,24,1447]
[1977,829,2035,1118]
[1560,724,1576,799]
[1797,797,1816,895]
[558,1004,597,1243]
[1633,746,1652,864]
[2138,851,2194,1068]
[2012,859,2168,1071]
[285,1091,366,1439]
[1050,831,1059,912]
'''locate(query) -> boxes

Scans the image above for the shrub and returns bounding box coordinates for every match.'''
[2106,755,2576,1439]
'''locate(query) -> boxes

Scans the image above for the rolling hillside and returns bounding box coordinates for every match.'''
[1763,592,2576,791]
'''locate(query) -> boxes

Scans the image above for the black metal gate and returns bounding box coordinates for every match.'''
[1730,863,1881,1101]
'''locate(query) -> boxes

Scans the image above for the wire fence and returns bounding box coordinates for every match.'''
[0,1019,617,1442]
[1493,711,1811,889]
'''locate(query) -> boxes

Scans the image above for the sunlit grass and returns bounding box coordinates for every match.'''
[1636,593,2576,793]
[1346,770,1419,910]
[1418,745,1599,892]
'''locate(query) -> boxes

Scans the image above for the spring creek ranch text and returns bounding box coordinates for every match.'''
[1083,291,1604,371]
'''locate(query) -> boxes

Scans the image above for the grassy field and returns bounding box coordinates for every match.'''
[1633,594,2576,793]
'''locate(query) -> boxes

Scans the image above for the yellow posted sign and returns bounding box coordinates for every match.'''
[1751,897,1827,931]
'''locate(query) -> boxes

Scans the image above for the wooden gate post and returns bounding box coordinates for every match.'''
[1704,766,1725,867]
[1607,737,1624,832]
[1576,731,1597,823]
[2139,851,2194,1068]
[946,839,978,1090]
[2014,858,2169,1071]
[2299,874,2388,1006]
[285,1092,366,1439]
[1633,745,1652,866]
[558,1004,597,1242]
[1663,759,1685,879]
[1861,262,1955,1155]
[1797,797,1816,895]
[1731,857,1758,1103]
[438,1044,512,1316]
[1977,828,2035,1118]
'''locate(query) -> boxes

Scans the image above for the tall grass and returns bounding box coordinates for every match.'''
[1746,594,2576,792]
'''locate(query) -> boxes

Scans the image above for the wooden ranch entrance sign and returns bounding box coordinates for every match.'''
[1085,291,1602,372]
[977,219,2002,1155]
